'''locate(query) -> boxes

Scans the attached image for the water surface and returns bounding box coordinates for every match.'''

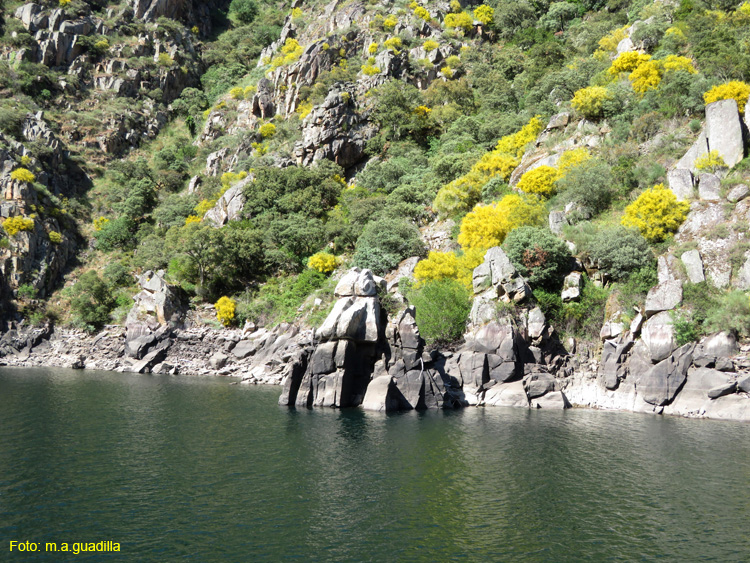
[1,367,748,561]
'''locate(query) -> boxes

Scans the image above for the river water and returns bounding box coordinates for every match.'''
[1,367,748,562]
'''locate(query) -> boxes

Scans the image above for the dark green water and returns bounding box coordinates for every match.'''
[1,368,748,562]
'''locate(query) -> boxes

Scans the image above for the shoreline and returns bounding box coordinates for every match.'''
[1,325,748,422]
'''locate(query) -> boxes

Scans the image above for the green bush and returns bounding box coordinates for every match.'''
[230,0,259,24]
[70,271,116,330]
[588,227,653,281]
[353,217,425,275]
[503,227,572,290]
[406,279,471,345]
[556,159,615,216]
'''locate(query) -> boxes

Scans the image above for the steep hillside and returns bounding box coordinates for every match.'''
[3,0,750,417]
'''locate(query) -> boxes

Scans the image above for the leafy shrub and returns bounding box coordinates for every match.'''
[352,217,425,275]
[571,86,613,119]
[517,165,559,197]
[423,39,439,51]
[2,216,34,236]
[384,37,402,53]
[230,87,244,100]
[503,227,572,290]
[621,184,689,242]
[17,284,37,300]
[414,6,431,21]
[706,291,750,338]
[70,271,115,330]
[703,81,750,114]
[361,64,381,76]
[457,194,546,250]
[215,296,237,326]
[588,227,653,281]
[10,168,35,183]
[405,279,471,345]
[157,53,174,67]
[48,231,62,244]
[93,217,136,251]
[662,55,696,74]
[608,52,651,75]
[556,159,615,216]
[230,0,259,24]
[308,252,337,273]
[629,59,661,94]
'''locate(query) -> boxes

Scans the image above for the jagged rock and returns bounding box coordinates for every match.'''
[630,312,644,335]
[702,332,738,358]
[641,311,677,362]
[206,148,228,176]
[707,381,737,399]
[203,182,248,227]
[664,367,728,416]
[599,321,624,341]
[334,268,382,297]
[617,37,635,53]
[657,254,684,284]
[527,307,546,340]
[209,352,228,370]
[637,343,693,405]
[561,272,581,302]
[667,168,694,200]
[645,280,682,316]
[524,372,555,398]
[317,271,381,342]
[232,339,257,359]
[531,390,571,409]
[251,78,275,118]
[546,112,569,130]
[677,99,744,173]
[738,374,750,393]
[698,173,722,201]
[310,341,337,374]
[129,343,169,374]
[470,247,529,322]
[681,250,705,284]
[727,183,749,203]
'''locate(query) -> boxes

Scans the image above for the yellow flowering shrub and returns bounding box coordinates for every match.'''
[368,42,378,55]
[662,55,696,74]
[433,116,543,216]
[413,105,432,117]
[10,168,35,183]
[361,64,381,76]
[244,85,256,97]
[48,231,62,244]
[185,215,201,225]
[597,26,628,53]
[608,52,651,75]
[517,165,560,197]
[414,248,485,288]
[571,86,613,119]
[2,216,34,236]
[195,199,216,216]
[297,100,313,119]
[473,5,494,26]
[384,37,402,53]
[423,39,439,52]
[383,15,398,29]
[441,66,454,79]
[629,60,662,94]
[94,217,109,231]
[557,148,590,174]
[414,6,430,21]
[215,296,236,327]
[445,12,473,33]
[229,87,244,99]
[703,81,750,114]
[621,184,689,242]
[291,7,303,18]
[259,122,276,138]
[20,155,31,166]
[221,170,248,187]
[694,150,727,172]
[308,252,337,273]
[457,194,545,250]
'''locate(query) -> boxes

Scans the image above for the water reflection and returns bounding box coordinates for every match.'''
[0,368,748,562]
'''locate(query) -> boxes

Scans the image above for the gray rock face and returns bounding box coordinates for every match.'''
[637,343,693,405]
[561,272,582,302]
[698,173,722,201]
[733,253,750,290]
[641,311,677,362]
[702,332,738,358]
[705,99,745,169]
[738,374,750,393]
[549,211,567,235]
[645,280,683,316]
[727,183,749,203]
[203,182,248,227]
[667,168,694,200]
[657,254,684,284]
[470,247,530,326]
[681,250,705,284]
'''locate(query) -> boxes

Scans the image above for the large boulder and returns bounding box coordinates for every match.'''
[203,182,248,227]
[641,311,677,362]
[666,168,694,200]
[676,99,744,173]
[636,343,693,405]
[681,250,705,284]
[645,280,682,316]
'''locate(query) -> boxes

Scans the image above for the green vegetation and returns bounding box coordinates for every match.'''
[404,279,472,346]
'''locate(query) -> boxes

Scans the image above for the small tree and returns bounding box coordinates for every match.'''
[621,184,689,242]
[230,0,259,24]
[70,271,115,329]
[588,227,654,281]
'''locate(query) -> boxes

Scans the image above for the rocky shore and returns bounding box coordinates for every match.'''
[2,261,749,423]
